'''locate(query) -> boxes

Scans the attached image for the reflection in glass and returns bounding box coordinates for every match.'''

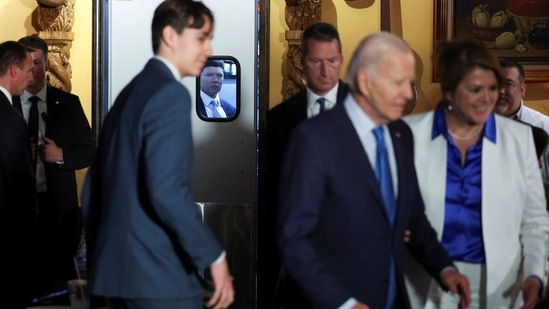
[197,57,240,121]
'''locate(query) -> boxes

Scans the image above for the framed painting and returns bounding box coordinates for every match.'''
[433,0,549,82]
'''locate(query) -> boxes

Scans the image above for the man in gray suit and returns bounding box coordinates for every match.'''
[82,1,234,308]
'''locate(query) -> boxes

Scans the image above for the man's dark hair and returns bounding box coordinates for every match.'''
[0,41,32,76]
[499,58,525,84]
[152,0,214,53]
[301,22,342,56]
[18,35,48,58]
[203,59,224,70]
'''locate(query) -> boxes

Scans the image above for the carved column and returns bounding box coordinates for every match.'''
[35,0,75,92]
[284,0,322,99]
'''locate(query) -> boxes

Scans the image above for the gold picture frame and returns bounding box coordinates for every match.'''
[433,0,549,82]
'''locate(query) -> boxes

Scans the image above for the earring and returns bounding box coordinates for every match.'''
[447,104,453,111]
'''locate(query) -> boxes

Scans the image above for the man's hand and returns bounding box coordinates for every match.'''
[40,136,63,163]
[404,229,411,243]
[440,268,470,309]
[351,302,370,309]
[206,258,234,309]
[520,276,541,309]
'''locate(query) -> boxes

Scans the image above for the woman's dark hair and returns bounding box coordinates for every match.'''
[434,39,503,95]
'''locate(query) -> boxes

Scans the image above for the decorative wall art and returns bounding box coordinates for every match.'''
[434,0,549,81]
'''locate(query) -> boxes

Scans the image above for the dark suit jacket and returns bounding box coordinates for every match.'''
[198,97,236,118]
[265,81,349,221]
[14,86,95,226]
[276,103,454,309]
[82,59,223,299]
[0,91,36,305]
[259,82,350,307]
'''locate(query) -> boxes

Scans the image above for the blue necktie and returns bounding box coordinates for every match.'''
[373,126,397,309]
[373,126,396,225]
[209,100,222,118]
[316,97,326,113]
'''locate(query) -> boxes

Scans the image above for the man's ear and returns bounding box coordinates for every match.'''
[161,26,176,48]
[8,64,19,78]
[356,69,370,97]
[520,82,526,99]
[45,58,50,71]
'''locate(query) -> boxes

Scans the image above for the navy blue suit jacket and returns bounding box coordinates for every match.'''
[277,102,453,309]
[83,59,223,299]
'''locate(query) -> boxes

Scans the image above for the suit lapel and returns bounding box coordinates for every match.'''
[12,96,23,115]
[45,86,60,118]
[332,105,387,214]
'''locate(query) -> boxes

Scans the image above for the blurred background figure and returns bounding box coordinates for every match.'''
[262,22,348,308]
[495,58,549,183]
[0,40,37,309]
[13,35,96,304]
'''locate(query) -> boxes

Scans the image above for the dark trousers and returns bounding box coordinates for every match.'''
[107,297,203,309]
[28,192,82,300]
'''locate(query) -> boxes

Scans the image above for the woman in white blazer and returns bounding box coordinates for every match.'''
[404,40,549,309]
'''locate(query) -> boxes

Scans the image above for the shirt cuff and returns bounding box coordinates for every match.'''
[211,251,226,265]
[338,297,357,309]
[528,275,544,298]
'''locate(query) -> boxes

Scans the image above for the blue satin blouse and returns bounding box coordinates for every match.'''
[431,105,497,263]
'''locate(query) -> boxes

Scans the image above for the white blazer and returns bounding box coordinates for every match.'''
[403,110,549,308]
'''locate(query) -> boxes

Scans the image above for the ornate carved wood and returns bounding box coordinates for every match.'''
[35,0,75,92]
[283,0,322,100]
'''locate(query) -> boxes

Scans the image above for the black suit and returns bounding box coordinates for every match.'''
[259,82,349,307]
[0,91,37,308]
[13,85,96,295]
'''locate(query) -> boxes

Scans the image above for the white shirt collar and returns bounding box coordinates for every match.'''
[200,90,220,106]
[306,82,339,118]
[0,86,12,105]
[21,85,47,104]
[154,56,181,80]
[512,98,525,120]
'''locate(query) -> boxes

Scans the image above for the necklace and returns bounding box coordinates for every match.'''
[447,126,483,141]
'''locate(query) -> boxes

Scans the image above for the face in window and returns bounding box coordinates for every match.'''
[200,66,224,98]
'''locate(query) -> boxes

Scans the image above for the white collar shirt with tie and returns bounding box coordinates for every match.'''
[200,91,227,118]
[343,94,399,197]
[306,82,339,119]
[21,86,48,192]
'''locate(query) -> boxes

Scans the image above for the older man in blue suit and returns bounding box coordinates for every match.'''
[82,1,234,308]
[277,32,471,309]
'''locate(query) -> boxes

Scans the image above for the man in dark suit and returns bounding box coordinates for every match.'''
[260,22,349,307]
[0,40,37,309]
[198,59,236,119]
[277,32,471,309]
[82,1,234,308]
[12,35,96,300]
